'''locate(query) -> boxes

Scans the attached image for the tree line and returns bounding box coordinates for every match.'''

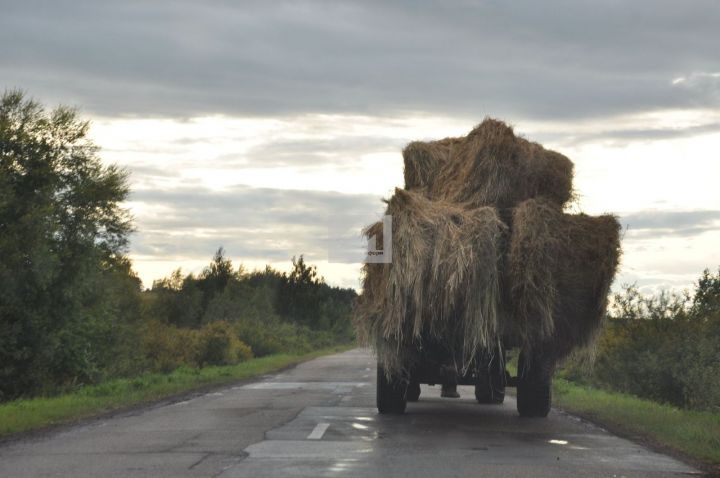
[0,91,355,401]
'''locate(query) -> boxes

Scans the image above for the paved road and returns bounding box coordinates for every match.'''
[0,349,701,477]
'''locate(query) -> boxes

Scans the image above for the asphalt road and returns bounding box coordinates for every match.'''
[0,349,701,477]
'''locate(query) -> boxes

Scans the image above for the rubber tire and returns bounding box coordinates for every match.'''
[377,365,408,414]
[406,381,421,402]
[475,373,505,404]
[516,354,552,418]
[475,350,506,404]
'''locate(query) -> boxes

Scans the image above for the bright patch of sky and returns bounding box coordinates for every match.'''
[88,111,720,292]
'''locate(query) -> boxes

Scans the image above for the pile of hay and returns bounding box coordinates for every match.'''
[356,118,621,377]
[403,118,574,209]
[355,189,507,373]
[507,198,621,357]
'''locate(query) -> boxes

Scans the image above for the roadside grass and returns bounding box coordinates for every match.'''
[552,378,720,466]
[0,344,354,438]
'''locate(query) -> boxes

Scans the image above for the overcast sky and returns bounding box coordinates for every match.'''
[2,0,719,291]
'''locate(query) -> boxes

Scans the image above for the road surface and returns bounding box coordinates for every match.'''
[0,349,701,477]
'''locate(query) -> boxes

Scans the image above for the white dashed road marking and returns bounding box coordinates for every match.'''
[307,423,330,440]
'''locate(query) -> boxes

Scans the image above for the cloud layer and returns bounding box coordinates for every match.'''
[2,1,719,120]
[128,185,385,263]
[621,210,720,238]
[4,1,720,291]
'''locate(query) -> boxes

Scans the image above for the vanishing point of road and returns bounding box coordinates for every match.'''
[0,349,701,477]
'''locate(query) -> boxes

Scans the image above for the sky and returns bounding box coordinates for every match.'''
[2,0,719,292]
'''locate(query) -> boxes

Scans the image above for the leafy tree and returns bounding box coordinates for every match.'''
[280,255,324,326]
[0,90,136,398]
[690,268,720,320]
[197,247,239,309]
[147,269,203,328]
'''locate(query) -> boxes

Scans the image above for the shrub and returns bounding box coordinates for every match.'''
[196,321,253,366]
[142,321,200,373]
[558,272,720,412]
[143,320,254,371]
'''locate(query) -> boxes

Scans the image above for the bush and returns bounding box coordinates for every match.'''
[142,321,200,373]
[143,321,254,371]
[196,321,253,366]
[558,269,720,412]
[227,315,345,357]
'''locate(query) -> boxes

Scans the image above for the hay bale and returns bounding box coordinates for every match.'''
[354,189,507,376]
[403,118,574,208]
[507,198,621,359]
[403,137,460,190]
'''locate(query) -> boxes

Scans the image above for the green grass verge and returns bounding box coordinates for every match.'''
[553,378,720,466]
[0,344,354,439]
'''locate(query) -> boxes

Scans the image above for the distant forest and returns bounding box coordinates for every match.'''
[0,91,356,401]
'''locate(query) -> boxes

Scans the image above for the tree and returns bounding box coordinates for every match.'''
[199,248,237,300]
[280,255,324,326]
[0,90,136,398]
[148,269,203,328]
[690,268,720,321]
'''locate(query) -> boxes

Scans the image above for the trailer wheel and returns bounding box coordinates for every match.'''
[516,353,552,418]
[475,349,506,404]
[377,365,407,414]
[406,381,421,402]
[474,373,505,404]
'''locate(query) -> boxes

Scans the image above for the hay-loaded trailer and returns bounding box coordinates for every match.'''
[356,119,621,418]
[372,195,619,418]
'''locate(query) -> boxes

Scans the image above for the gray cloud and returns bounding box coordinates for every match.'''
[2,1,719,121]
[128,185,386,263]
[538,122,720,147]
[620,210,720,238]
[672,73,720,103]
[240,135,405,167]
